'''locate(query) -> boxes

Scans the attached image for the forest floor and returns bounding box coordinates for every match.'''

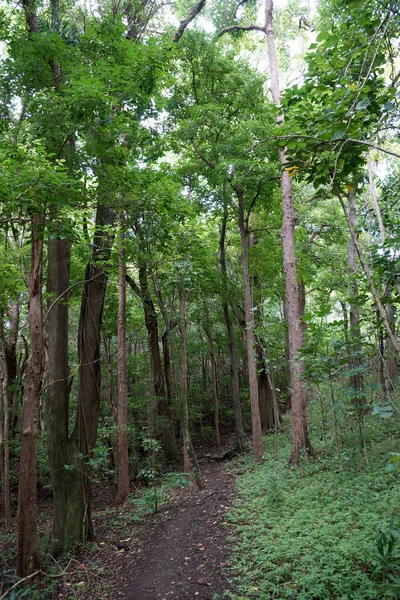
[0,440,239,599]
[117,456,236,600]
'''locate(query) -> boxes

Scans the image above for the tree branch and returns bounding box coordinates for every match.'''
[334,182,400,357]
[218,24,265,38]
[173,0,206,42]
[191,140,216,169]
[126,272,141,298]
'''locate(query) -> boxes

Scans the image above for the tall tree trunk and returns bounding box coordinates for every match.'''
[219,205,243,450]
[256,342,272,432]
[264,0,310,461]
[367,156,397,388]
[17,213,44,577]
[236,186,263,461]
[347,189,365,408]
[0,321,11,531]
[178,285,204,489]
[46,237,71,555]
[202,296,221,445]
[60,202,114,548]
[222,303,244,449]
[5,303,20,435]
[127,261,178,461]
[115,220,129,505]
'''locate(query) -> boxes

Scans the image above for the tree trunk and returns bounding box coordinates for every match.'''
[60,202,114,548]
[127,261,178,461]
[236,186,263,461]
[17,213,44,577]
[179,285,204,489]
[367,156,397,387]
[115,220,129,505]
[46,237,71,555]
[202,296,221,445]
[264,0,310,461]
[0,321,11,531]
[347,189,365,408]
[219,207,244,450]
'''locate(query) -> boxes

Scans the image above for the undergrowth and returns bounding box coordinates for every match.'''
[0,471,190,599]
[228,409,400,600]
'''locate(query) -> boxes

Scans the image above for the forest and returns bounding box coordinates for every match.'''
[0,0,399,597]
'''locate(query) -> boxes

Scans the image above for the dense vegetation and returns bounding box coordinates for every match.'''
[0,0,399,597]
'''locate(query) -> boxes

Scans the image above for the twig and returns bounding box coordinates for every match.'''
[0,571,41,600]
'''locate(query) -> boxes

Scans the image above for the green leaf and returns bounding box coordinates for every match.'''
[355,97,370,110]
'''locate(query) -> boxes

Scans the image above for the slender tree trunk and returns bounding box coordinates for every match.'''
[115,219,129,505]
[219,205,244,450]
[0,322,11,531]
[335,183,400,357]
[347,189,365,407]
[152,273,178,420]
[264,0,310,461]
[17,213,44,577]
[127,262,178,461]
[59,203,114,548]
[236,187,263,461]
[178,285,204,489]
[202,297,221,445]
[367,156,397,387]
[5,303,20,435]
[46,237,71,555]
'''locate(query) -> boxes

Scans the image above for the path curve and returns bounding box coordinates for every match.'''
[119,460,235,600]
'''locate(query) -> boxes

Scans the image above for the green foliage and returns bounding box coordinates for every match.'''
[229,425,400,599]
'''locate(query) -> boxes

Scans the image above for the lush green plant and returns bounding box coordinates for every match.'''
[228,418,400,600]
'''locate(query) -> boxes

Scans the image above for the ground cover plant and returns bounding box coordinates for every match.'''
[228,409,400,600]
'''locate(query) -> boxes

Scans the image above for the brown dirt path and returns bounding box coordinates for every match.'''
[118,460,236,600]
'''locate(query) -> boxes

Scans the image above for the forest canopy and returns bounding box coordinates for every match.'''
[0,0,399,597]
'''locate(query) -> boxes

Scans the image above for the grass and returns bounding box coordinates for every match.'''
[227,411,400,600]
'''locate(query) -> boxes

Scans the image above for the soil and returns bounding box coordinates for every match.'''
[117,458,236,600]
[0,445,239,600]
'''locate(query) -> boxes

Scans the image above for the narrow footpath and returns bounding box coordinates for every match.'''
[118,459,236,600]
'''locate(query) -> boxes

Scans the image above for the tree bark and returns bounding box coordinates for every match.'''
[5,303,19,434]
[202,296,221,445]
[236,187,263,461]
[115,220,129,505]
[346,189,365,407]
[127,260,178,461]
[60,202,114,548]
[179,285,204,489]
[0,321,11,531]
[46,237,71,555]
[219,206,244,451]
[17,213,44,577]
[264,0,310,461]
[367,156,397,387]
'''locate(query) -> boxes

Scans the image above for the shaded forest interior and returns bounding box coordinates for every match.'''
[0,0,399,598]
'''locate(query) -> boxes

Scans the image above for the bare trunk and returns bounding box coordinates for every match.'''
[17,214,44,576]
[179,285,204,489]
[0,324,11,531]
[367,156,397,387]
[265,0,310,461]
[236,187,263,461]
[115,221,129,505]
[128,260,178,461]
[65,203,114,547]
[334,184,400,356]
[202,297,220,445]
[347,189,365,407]
[219,204,244,450]
[46,237,71,555]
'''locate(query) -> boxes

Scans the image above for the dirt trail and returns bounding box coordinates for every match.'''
[119,460,236,600]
